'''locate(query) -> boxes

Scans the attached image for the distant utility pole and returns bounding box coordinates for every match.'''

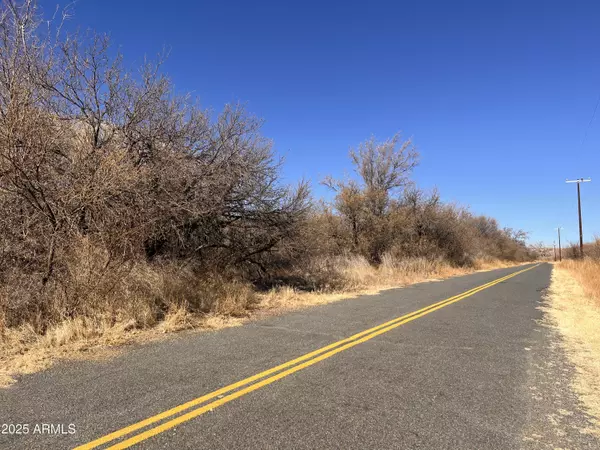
[553,241,556,262]
[555,227,563,262]
[566,178,591,258]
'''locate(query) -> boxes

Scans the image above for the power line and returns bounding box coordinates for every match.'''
[581,92,600,147]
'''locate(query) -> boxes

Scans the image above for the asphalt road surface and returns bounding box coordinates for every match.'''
[2,263,599,449]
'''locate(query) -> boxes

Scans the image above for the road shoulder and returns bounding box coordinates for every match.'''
[541,263,600,439]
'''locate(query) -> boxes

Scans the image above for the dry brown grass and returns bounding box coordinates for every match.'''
[259,255,475,311]
[0,311,247,388]
[0,255,521,387]
[473,257,518,271]
[558,259,600,305]
[545,260,600,430]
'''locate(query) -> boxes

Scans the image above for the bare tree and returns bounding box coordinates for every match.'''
[350,133,418,193]
[323,133,418,261]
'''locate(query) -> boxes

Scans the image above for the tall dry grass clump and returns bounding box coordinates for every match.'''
[558,259,600,306]
[258,254,469,312]
[558,237,600,305]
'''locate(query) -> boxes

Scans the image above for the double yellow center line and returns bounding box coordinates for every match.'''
[75,264,539,449]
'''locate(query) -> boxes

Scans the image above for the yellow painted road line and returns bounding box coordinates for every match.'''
[75,264,539,450]
[75,267,525,450]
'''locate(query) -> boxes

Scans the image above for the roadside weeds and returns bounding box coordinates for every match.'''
[1,257,520,387]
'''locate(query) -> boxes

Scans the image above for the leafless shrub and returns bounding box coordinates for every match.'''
[0,0,307,332]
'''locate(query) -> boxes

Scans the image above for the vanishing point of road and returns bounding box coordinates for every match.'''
[1,263,599,449]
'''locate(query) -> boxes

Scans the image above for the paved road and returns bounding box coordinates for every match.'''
[1,263,598,449]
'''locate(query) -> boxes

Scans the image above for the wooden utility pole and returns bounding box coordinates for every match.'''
[566,178,591,258]
[555,227,562,262]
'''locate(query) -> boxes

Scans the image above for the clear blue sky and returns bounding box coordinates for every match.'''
[40,0,600,245]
